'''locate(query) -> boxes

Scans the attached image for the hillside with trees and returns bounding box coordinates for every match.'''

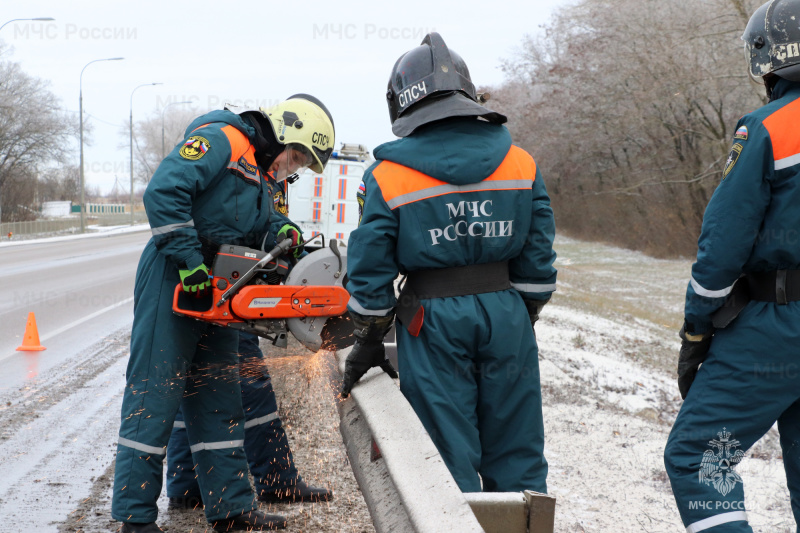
[489,0,764,256]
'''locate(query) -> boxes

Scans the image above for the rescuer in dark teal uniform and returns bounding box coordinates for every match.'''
[111,95,334,533]
[341,33,557,493]
[166,172,332,508]
[664,2,800,531]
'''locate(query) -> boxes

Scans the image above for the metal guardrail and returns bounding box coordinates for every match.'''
[334,347,556,533]
[0,213,148,238]
[335,346,485,533]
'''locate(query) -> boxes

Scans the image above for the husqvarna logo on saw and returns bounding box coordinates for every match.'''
[429,200,514,245]
[248,297,282,308]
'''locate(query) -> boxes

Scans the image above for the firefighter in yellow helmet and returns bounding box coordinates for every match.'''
[112,94,334,533]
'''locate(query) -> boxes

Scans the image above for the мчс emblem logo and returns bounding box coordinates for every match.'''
[357,182,366,225]
[273,191,288,215]
[180,136,211,160]
[722,143,743,180]
[699,428,745,496]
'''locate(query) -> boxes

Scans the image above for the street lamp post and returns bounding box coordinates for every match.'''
[79,57,123,233]
[161,100,193,160]
[0,17,54,225]
[0,17,55,33]
[130,82,162,225]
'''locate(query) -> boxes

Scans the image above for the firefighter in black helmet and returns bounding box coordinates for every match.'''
[664,1,800,531]
[342,32,557,493]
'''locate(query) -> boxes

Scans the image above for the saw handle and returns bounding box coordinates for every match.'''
[216,238,293,307]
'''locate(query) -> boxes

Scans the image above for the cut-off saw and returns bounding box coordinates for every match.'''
[172,237,355,352]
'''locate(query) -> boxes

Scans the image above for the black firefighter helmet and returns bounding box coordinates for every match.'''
[386,32,507,137]
[743,0,800,82]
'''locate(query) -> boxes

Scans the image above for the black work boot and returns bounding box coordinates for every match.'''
[168,494,204,510]
[121,523,163,533]
[211,509,287,531]
[257,478,333,503]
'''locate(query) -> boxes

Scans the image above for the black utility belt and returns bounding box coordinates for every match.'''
[396,261,510,336]
[404,261,511,299]
[711,269,800,329]
[745,270,800,304]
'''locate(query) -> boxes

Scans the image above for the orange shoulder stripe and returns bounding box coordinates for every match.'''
[372,145,536,209]
[221,125,254,162]
[763,97,800,163]
[189,123,257,165]
[219,125,260,181]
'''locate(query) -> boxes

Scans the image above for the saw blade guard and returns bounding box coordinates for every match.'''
[285,240,355,351]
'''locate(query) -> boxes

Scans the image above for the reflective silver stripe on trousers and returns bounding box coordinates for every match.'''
[190,440,245,454]
[348,296,394,317]
[511,282,557,293]
[151,219,195,236]
[690,276,734,298]
[244,412,279,429]
[775,152,800,171]
[686,511,748,533]
[386,179,533,210]
[118,437,167,455]
[173,420,186,429]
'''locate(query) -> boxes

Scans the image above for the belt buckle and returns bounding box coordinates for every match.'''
[776,270,788,305]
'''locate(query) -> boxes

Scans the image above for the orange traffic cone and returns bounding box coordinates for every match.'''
[16,312,46,351]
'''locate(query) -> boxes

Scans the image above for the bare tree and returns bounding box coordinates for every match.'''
[122,106,199,188]
[38,164,80,203]
[0,49,79,221]
[492,0,765,256]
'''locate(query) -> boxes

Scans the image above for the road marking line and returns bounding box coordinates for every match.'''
[39,297,134,341]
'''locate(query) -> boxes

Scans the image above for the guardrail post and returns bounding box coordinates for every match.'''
[525,490,556,533]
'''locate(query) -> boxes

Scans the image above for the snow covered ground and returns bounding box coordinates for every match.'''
[540,237,793,533]
[0,223,151,249]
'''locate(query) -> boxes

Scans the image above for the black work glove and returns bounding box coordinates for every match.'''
[341,312,397,398]
[677,323,713,400]
[523,297,549,333]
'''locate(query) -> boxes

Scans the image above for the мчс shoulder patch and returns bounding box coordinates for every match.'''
[734,125,748,141]
[273,190,288,215]
[180,136,210,160]
[357,181,366,225]
[722,143,744,180]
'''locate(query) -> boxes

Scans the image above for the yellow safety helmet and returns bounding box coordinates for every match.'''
[259,94,335,173]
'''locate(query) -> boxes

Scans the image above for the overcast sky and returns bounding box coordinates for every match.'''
[2,0,569,194]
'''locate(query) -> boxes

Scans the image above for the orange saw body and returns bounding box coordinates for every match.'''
[172,284,349,322]
[172,238,355,351]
